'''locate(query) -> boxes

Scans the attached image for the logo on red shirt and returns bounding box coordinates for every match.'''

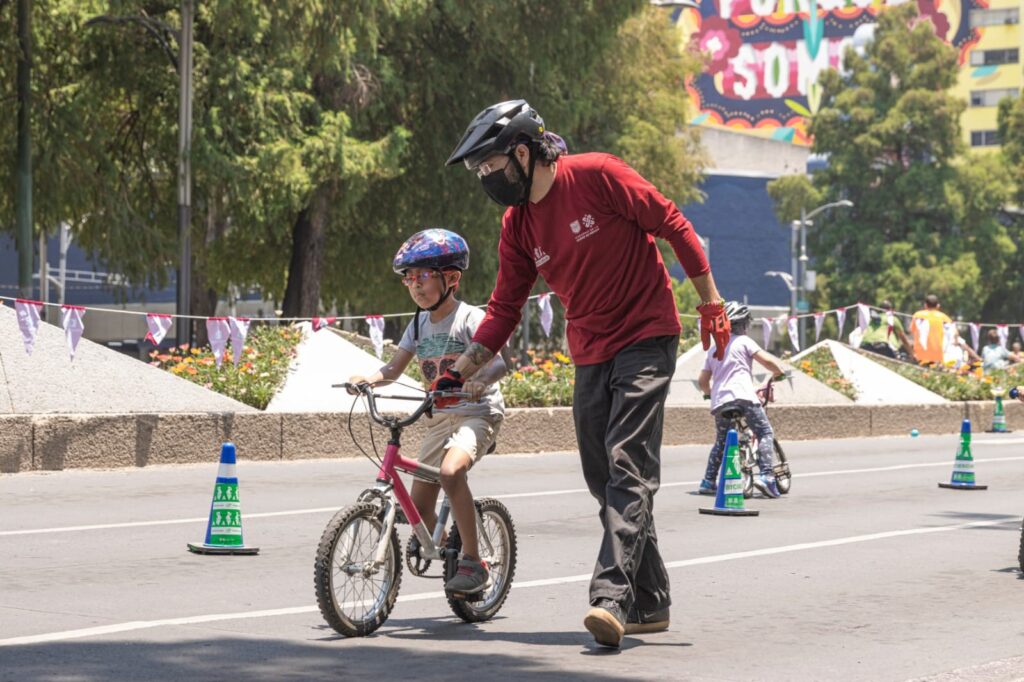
[533,246,550,267]
[572,214,599,242]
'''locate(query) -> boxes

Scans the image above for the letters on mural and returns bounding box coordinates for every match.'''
[675,0,983,143]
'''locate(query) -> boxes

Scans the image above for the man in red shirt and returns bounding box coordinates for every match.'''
[438,100,730,648]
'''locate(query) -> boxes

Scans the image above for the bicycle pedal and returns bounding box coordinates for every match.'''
[446,589,485,603]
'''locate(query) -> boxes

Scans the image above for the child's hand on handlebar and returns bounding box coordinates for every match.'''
[346,375,371,395]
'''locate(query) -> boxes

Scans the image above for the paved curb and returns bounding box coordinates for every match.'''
[1,401,1019,472]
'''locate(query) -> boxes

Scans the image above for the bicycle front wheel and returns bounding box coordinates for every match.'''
[773,439,791,494]
[314,502,402,637]
[447,498,518,623]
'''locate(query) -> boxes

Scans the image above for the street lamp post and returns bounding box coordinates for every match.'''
[176,0,194,347]
[794,200,853,347]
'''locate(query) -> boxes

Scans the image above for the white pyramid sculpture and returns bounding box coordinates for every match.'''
[791,340,946,404]
[667,338,852,407]
[266,323,423,413]
[0,303,253,414]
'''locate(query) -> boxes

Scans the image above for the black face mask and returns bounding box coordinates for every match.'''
[480,153,535,207]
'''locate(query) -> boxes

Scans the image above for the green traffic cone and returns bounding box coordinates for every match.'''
[188,443,260,555]
[938,420,987,491]
[987,393,1010,433]
[700,429,759,516]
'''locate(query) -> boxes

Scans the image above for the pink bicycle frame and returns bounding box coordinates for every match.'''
[376,441,441,529]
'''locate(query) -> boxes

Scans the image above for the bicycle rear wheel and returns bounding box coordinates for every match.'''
[446,498,517,623]
[314,502,402,637]
[773,439,791,494]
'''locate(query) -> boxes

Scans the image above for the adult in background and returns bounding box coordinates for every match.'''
[911,294,954,366]
[437,100,730,648]
[859,300,912,359]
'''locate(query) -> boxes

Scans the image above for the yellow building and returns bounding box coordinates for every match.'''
[952,2,1020,149]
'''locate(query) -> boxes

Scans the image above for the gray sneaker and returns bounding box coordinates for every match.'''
[445,558,489,594]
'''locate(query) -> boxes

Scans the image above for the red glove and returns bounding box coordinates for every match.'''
[696,300,731,361]
[430,369,464,409]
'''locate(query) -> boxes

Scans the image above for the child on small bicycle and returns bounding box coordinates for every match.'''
[349,229,507,595]
[697,301,786,498]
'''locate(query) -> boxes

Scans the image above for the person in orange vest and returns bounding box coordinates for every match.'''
[911,294,954,366]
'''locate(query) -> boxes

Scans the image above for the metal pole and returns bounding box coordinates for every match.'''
[176,0,194,347]
[789,219,798,320]
[16,0,33,300]
[58,223,70,306]
[38,231,48,320]
[798,207,808,347]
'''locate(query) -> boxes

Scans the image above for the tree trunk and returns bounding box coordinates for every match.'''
[282,188,329,318]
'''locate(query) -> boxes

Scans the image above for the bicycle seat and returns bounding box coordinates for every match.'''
[719,407,743,421]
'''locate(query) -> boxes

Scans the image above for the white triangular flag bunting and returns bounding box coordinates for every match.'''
[835,307,847,337]
[206,317,231,368]
[15,299,43,355]
[997,324,1008,348]
[366,315,385,359]
[228,317,250,367]
[857,303,870,333]
[761,318,773,349]
[969,322,980,352]
[145,314,173,346]
[537,293,553,337]
[943,322,957,353]
[915,317,930,350]
[814,312,825,342]
[787,316,800,351]
[61,305,85,361]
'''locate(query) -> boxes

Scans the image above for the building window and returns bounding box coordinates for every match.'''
[970,48,1020,66]
[970,8,1020,27]
[970,88,1020,106]
[970,130,1001,146]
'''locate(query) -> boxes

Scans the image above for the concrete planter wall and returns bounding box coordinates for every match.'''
[1,401,1018,473]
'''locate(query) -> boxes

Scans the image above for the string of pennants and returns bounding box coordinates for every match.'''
[5,294,1022,365]
[0,292,564,364]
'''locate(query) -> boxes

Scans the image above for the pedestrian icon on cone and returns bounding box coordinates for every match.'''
[188,443,260,555]
[938,419,987,491]
[700,429,759,516]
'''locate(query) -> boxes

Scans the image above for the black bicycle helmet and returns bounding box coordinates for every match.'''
[446,99,545,169]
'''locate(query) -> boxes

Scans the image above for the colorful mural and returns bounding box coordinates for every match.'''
[672,0,986,144]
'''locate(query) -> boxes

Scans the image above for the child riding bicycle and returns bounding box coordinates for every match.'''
[697,301,786,498]
[348,229,507,595]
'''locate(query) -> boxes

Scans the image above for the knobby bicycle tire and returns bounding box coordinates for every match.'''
[446,498,518,623]
[314,502,402,637]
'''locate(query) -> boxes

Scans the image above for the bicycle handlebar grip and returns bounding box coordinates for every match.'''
[1011,387,1020,400]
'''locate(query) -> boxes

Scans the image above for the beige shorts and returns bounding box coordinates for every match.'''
[417,413,502,469]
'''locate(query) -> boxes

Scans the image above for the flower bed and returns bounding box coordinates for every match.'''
[863,350,1023,401]
[149,325,302,409]
[791,347,858,400]
[500,350,575,407]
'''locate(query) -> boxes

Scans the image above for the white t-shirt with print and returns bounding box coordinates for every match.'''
[703,334,761,412]
[399,302,505,418]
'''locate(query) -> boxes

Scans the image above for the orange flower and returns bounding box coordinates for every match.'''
[198,357,214,366]
[186,367,198,375]
[156,354,171,362]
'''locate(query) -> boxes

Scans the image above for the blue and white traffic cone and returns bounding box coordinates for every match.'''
[188,443,260,555]
[700,429,759,516]
[938,419,987,491]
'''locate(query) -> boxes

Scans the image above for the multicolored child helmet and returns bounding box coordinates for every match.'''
[392,229,470,274]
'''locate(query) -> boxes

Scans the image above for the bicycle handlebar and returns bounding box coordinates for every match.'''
[332,382,472,429]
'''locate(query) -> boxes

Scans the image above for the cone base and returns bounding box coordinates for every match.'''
[937,483,988,490]
[985,429,1012,433]
[188,543,260,555]
[698,507,760,516]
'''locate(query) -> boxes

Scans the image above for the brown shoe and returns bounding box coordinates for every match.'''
[584,603,625,648]
[624,606,670,635]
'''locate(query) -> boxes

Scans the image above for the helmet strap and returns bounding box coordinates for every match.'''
[509,146,538,206]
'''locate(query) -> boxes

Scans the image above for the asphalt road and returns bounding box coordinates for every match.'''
[2,433,1024,681]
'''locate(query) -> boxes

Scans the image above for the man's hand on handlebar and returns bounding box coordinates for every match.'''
[430,369,464,408]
